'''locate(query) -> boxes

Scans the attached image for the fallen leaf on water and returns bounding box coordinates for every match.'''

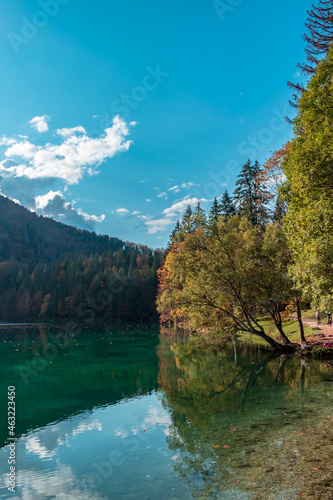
[311,467,324,470]
[233,427,236,431]
[223,445,230,449]
[297,433,303,436]
[213,445,219,448]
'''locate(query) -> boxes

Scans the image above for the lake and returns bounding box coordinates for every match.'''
[0,325,332,499]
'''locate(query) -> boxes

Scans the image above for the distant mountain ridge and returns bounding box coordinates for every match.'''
[0,195,128,263]
[0,195,162,323]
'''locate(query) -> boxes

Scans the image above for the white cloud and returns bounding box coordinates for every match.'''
[1,116,134,185]
[157,192,167,199]
[116,208,129,214]
[0,167,58,210]
[72,420,102,436]
[79,210,105,224]
[132,211,141,215]
[145,217,174,234]
[168,182,200,194]
[34,190,105,229]
[181,182,200,189]
[7,465,107,500]
[0,137,17,146]
[29,115,50,133]
[146,198,152,202]
[163,196,208,218]
[26,436,56,460]
[142,195,209,235]
[6,140,37,159]
[144,406,172,436]
[35,190,63,210]
[56,125,86,137]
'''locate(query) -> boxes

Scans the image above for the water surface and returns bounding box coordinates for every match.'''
[0,325,332,499]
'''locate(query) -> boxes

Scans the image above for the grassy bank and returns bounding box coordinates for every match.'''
[236,317,317,347]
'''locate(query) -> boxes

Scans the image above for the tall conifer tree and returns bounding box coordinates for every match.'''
[208,197,222,225]
[234,160,268,226]
[220,190,236,220]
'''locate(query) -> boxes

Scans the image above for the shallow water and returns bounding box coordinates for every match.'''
[0,325,332,499]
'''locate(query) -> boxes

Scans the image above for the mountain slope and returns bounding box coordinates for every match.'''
[0,196,163,323]
[0,195,125,264]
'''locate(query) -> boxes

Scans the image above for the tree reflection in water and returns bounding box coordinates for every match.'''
[157,327,333,498]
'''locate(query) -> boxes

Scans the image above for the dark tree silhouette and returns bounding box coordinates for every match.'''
[288,1,333,109]
[220,190,236,221]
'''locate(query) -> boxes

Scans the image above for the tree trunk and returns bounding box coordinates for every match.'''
[295,298,306,343]
[274,320,291,345]
[232,337,237,364]
[252,329,294,352]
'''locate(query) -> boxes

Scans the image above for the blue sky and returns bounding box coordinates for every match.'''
[0,0,313,247]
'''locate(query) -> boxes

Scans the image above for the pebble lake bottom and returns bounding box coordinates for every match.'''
[0,324,332,499]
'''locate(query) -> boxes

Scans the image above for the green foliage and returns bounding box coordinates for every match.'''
[220,190,237,220]
[282,45,333,309]
[167,203,207,250]
[234,160,269,227]
[158,216,294,349]
[208,197,222,225]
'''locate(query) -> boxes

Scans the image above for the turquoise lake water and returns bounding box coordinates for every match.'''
[0,325,332,499]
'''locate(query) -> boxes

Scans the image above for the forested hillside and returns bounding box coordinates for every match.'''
[0,195,124,264]
[0,196,162,323]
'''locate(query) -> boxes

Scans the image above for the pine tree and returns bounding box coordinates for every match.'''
[166,221,182,253]
[220,190,236,220]
[181,205,194,233]
[192,202,207,230]
[234,160,267,225]
[288,1,333,109]
[302,0,333,74]
[208,197,222,225]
